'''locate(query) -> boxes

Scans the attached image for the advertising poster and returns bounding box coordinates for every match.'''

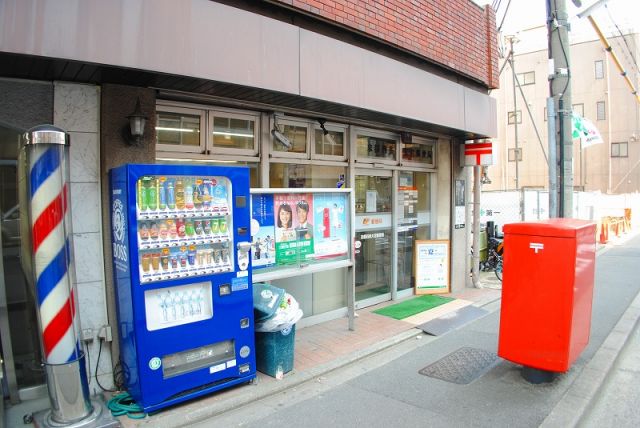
[414,240,450,294]
[273,194,315,265]
[250,194,276,269]
[312,193,348,258]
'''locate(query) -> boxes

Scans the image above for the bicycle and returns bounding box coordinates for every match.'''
[481,236,504,282]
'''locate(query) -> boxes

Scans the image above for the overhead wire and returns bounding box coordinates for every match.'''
[604,4,640,76]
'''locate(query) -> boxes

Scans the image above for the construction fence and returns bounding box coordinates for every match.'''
[480,190,639,242]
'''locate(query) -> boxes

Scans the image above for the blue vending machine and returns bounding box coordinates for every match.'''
[109,164,255,412]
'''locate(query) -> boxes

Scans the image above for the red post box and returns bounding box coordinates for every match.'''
[498,219,596,372]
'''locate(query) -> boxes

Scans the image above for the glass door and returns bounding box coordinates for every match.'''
[397,171,432,295]
[354,170,393,306]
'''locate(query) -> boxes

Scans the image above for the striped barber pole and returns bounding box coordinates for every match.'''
[464,141,494,166]
[29,143,80,365]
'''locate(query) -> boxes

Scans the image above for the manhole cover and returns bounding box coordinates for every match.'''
[419,347,498,384]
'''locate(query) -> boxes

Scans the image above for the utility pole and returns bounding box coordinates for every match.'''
[546,0,574,218]
[508,36,520,191]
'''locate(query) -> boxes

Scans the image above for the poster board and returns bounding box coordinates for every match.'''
[414,240,450,294]
[250,189,351,273]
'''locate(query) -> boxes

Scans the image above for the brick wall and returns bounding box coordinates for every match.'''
[272,0,499,89]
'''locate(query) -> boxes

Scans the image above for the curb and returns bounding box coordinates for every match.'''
[540,289,640,427]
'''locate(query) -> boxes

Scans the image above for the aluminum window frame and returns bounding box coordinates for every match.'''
[353,127,400,167]
[400,135,436,169]
[311,121,348,162]
[595,60,604,79]
[516,71,535,85]
[596,101,606,121]
[508,148,523,162]
[269,116,311,160]
[208,107,260,157]
[507,110,522,125]
[611,142,628,158]
[155,103,206,154]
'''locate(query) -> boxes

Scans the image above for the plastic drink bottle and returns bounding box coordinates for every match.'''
[147,178,158,210]
[193,180,202,209]
[175,179,185,209]
[158,177,167,210]
[167,180,176,209]
[184,179,194,209]
[138,180,147,211]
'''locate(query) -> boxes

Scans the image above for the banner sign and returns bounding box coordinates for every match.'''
[572,113,604,148]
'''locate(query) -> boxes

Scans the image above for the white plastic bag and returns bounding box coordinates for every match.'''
[255,293,303,332]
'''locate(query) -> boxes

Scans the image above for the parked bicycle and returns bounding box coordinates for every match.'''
[481,235,504,281]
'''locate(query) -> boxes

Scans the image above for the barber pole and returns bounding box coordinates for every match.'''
[464,141,494,166]
[29,143,79,364]
[22,126,94,425]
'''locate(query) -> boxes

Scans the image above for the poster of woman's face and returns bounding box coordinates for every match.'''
[277,203,293,229]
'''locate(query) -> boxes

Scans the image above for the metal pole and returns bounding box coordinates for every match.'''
[547,98,558,218]
[20,126,99,427]
[510,37,520,190]
[471,164,482,288]
[547,0,574,217]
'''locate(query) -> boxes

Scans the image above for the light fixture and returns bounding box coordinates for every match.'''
[272,116,292,149]
[124,97,148,146]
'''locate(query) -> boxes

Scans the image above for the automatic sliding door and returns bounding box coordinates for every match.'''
[354,172,392,304]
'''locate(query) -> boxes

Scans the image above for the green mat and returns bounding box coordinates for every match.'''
[373,295,455,320]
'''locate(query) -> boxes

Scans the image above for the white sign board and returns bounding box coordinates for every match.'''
[414,240,450,294]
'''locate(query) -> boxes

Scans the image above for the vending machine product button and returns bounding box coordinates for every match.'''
[219,284,231,296]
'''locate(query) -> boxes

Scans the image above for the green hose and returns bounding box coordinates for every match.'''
[107,392,146,419]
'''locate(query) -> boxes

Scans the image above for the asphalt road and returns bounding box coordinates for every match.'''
[193,235,640,428]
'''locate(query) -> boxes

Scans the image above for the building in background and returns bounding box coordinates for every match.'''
[0,0,497,404]
[486,24,640,193]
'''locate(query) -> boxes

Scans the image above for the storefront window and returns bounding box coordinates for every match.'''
[212,116,255,151]
[157,158,259,187]
[272,123,307,154]
[354,175,392,213]
[356,135,397,161]
[314,129,344,157]
[402,138,435,166]
[156,111,202,147]
[269,164,346,189]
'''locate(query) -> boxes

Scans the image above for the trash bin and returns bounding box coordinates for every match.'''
[252,283,303,378]
[498,219,596,374]
[254,325,296,378]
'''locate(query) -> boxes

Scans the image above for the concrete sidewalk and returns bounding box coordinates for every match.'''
[108,230,640,428]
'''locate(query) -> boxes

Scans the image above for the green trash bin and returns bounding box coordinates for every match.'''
[254,325,296,377]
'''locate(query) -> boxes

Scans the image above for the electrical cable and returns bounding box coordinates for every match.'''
[497,0,513,33]
[107,392,146,419]
[605,5,640,75]
[95,339,117,393]
[83,341,92,386]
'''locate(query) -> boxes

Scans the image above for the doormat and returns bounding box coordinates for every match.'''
[372,295,454,320]
[418,305,489,336]
[419,347,499,385]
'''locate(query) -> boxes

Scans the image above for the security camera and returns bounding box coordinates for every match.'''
[272,128,292,149]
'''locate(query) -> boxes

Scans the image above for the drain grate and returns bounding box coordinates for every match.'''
[419,347,498,385]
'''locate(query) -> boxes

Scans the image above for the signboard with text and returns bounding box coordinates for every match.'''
[414,240,450,294]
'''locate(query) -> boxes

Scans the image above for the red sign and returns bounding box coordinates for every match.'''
[464,142,493,166]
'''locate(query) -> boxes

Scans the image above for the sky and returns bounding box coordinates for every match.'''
[473,0,640,53]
